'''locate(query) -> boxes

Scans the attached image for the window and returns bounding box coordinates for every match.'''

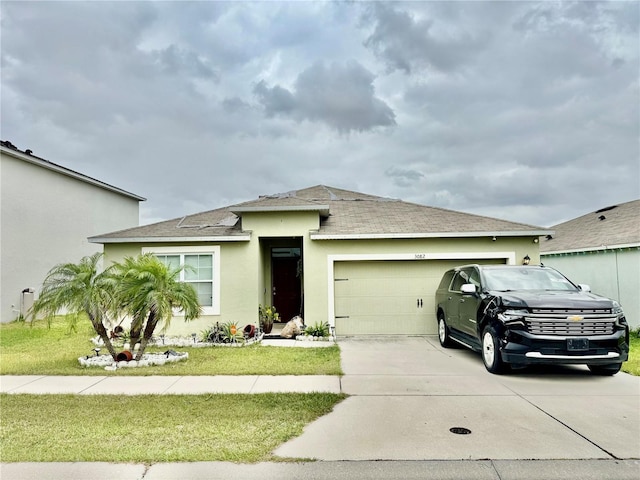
[143,246,220,315]
[451,271,469,292]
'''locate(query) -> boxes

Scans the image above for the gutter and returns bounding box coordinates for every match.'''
[231,205,331,216]
[311,230,553,240]
[541,242,640,255]
[1,144,146,202]
[89,235,251,244]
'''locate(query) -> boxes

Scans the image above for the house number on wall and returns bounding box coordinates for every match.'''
[414,253,427,259]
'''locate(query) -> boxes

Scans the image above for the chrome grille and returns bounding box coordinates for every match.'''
[525,309,617,336]
[530,308,611,315]
[526,320,615,336]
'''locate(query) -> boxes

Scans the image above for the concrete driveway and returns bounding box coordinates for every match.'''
[274,336,640,461]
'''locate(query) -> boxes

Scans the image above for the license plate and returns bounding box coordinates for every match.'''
[567,338,589,351]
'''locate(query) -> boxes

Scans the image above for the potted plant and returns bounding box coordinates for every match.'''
[259,305,279,334]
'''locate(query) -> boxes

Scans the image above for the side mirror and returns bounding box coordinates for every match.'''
[461,283,477,295]
[578,284,591,292]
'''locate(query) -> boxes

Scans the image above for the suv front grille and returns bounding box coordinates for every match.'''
[525,309,617,336]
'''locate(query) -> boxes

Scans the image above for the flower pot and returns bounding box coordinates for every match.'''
[116,350,133,362]
[244,324,256,337]
[262,323,273,334]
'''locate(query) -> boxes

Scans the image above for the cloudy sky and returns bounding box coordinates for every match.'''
[2,1,638,228]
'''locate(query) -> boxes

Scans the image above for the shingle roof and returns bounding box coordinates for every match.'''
[90,185,550,243]
[540,199,640,253]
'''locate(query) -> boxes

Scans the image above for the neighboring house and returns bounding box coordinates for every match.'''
[0,140,145,323]
[91,185,550,336]
[541,199,640,329]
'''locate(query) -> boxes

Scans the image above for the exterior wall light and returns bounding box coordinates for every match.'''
[523,255,531,265]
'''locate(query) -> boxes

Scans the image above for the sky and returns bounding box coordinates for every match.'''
[1,1,638,228]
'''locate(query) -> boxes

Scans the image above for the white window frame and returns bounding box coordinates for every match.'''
[142,246,220,316]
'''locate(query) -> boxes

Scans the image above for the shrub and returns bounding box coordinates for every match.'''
[305,321,330,338]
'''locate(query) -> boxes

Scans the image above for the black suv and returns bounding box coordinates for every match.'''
[435,265,629,375]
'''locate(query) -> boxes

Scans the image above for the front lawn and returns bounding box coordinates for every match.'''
[0,318,342,376]
[0,392,345,462]
[622,331,640,376]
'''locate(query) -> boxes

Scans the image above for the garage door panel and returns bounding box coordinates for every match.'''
[336,295,423,315]
[334,259,505,335]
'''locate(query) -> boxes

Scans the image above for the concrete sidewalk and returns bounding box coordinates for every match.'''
[0,374,341,395]
[2,336,639,479]
[2,459,640,480]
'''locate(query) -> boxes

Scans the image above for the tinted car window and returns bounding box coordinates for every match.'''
[451,271,469,292]
[468,268,481,290]
[483,267,578,291]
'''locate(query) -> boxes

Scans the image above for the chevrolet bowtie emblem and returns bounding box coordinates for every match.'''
[567,315,584,322]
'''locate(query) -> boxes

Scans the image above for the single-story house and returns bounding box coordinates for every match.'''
[541,199,640,329]
[90,185,551,336]
[0,140,145,323]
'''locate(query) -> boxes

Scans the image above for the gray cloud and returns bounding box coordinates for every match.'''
[152,45,218,80]
[1,1,637,228]
[385,165,424,187]
[362,2,491,74]
[254,60,396,133]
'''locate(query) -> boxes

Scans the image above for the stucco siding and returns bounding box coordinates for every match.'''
[1,152,140,323]
[101,216,541,336]
[542,249,640,329]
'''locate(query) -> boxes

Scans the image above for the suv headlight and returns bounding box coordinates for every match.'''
[612,301,624,316]
[612,301,627,326]
[498,309,528,327]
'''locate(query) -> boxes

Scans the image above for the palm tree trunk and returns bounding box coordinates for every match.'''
[129,319,143,354]
[135,309,159,360]
[89,313,118,360]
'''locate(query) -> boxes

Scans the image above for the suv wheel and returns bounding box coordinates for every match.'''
[437,313,452,348]
[588,363,622,376]
[482,325,506,374]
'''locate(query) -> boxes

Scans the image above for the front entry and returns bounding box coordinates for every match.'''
[271,248,302,323]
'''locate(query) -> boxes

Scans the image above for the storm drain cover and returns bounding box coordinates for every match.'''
[449,427,472,435]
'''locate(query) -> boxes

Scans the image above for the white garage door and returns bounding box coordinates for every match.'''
[334,259,505,335]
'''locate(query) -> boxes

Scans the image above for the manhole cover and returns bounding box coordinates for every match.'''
[449,427,472,435]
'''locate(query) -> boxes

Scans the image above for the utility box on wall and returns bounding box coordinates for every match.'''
[20,288,35,320]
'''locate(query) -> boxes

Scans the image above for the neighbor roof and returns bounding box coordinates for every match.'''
[1,140,146,202]
[90,185,551,244]
[540,199,640,253]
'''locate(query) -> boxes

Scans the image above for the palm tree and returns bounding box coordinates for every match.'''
[31,253,119,359]
[113,253,200,360]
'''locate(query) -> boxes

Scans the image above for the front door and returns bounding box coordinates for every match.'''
[272,252,302,323]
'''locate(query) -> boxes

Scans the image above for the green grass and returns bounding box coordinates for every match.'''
[0,318,342,376]
[622,331,640,376]
[0,393,345,463]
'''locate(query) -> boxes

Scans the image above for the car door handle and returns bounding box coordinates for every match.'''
[459,299,465,303]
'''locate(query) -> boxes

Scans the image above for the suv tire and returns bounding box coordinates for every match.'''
[588,363,622,376]
[437,313,452,348]
[482,325,507,374]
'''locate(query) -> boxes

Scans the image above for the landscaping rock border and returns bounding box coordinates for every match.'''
[78,351,189,370]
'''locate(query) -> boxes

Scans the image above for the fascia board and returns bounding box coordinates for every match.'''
[541,242,640,255]
[89,235,251,244]
[1,145,146,201]
[231,205,330,216]
[311,230,553,240]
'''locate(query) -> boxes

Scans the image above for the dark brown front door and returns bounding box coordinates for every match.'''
[272,256,301,323]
